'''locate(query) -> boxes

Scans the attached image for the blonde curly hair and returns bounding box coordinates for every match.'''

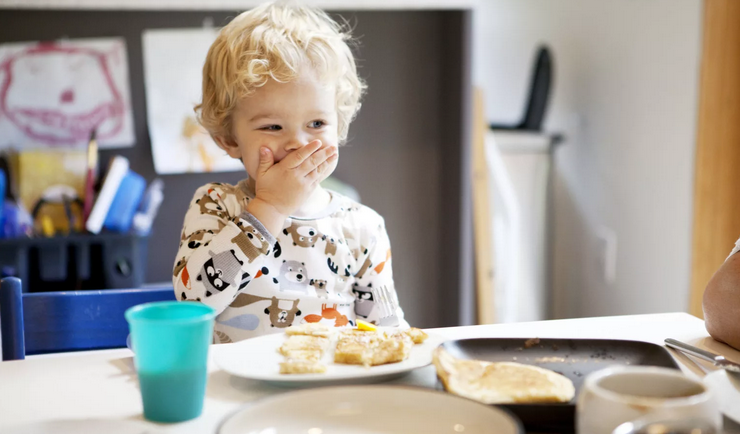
[196,2,366,143]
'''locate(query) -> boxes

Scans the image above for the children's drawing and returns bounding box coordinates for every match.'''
[142,28,243,174]
[0,38,135,149]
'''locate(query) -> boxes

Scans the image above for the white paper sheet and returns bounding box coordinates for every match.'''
[0,37,135,149]
[142,28,243,174]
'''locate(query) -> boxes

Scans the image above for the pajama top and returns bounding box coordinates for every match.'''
[173,180,405,342]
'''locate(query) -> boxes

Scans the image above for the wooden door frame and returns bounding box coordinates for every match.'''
[690,0,740,317]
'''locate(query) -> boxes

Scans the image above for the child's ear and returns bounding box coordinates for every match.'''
[213,135,242,159]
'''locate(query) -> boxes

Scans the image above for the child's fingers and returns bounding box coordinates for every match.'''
[283,140,323,168]
[256,147,274,178]
[307,152,338,182]
[299,144,337,176]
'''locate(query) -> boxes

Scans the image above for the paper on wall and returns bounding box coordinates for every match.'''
[142,28,243,174]
[0,37,135,149]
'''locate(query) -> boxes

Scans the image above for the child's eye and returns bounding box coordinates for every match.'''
[260,125,282,131]
[308,120,325,129]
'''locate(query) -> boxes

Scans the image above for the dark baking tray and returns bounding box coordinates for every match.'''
[437,338,680,433]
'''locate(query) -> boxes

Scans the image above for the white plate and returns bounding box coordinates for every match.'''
[703,369,740,424]
[214,329,446,385]
[217,385,523,434]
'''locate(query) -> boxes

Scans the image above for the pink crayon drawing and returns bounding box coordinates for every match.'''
[0,39,133,147]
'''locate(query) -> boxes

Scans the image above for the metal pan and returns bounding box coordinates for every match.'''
[437,338,680,433]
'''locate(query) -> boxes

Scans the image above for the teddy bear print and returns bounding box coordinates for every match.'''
[264,296,302,328]
[355,255,373,279]
[309,279,329,298]
[279,260,310,293]
[174,257,188,277]
[232,226,271,263]
[230,293,302,328]
[212,182,249,209]
[322,234,344,256]
[283,221,322,248]
[342,228,363,260]
[195,193,226,218]
[185,229,213,249]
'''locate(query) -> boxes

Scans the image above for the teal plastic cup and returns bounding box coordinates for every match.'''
[125,301,216,423]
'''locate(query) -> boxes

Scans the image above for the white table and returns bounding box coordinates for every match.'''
[1,312,738,433]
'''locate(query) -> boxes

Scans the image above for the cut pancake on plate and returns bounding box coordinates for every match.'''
[278,335,331,374]
[433,346,575,404]
[280,358,328,375]
[276,326,433,374]
[279,335,330,355]
[403,327,429,344]
[334,329,415,367]
[285,323,332,338]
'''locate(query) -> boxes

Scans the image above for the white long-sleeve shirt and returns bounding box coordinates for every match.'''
[173,180,405,342]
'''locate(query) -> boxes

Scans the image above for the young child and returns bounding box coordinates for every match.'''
[173,2,405,342]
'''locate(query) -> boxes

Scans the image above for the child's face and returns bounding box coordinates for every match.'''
[221,70,340,181]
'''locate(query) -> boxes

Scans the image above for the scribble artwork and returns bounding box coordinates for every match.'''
[143,28,243,174]
[0,38,135,149]
[181,115,216,172]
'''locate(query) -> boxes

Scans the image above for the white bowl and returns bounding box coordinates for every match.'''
[218,385,523,434]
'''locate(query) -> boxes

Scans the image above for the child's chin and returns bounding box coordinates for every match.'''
[325,160,339,175]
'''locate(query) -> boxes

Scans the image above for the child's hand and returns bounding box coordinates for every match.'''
[246,140,337,234]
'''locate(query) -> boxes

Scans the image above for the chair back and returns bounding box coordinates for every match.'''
[488,45,554,132]
[520,45,553,131]
[0,277,175,361]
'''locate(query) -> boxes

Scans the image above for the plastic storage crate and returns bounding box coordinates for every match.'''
[0,233,148,293]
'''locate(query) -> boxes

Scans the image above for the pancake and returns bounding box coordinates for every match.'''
[400,327,429,344]
[285,323,332,338]
[433,346,575,404]
[279,358,328,374]
[279,335,330,359]
[334,329,413,367]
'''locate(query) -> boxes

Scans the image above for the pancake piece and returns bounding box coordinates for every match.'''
[285,323,332,338]
[370,336,412,365]
[433,347,575,404]
[279,335,330,360]
[334,329,413,367]
[403,327,429,344]
[279,359,327,374]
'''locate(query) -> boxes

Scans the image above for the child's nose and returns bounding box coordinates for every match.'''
[284,133,319,152]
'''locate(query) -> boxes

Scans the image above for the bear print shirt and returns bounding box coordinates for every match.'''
[173,180,406,343]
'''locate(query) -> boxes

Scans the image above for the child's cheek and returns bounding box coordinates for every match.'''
[326,152,339,174]
[244,147,266,178]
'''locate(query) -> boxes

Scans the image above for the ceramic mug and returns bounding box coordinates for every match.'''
[576,366,720,434]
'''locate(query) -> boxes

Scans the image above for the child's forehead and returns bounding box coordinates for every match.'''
[236,76,338,117]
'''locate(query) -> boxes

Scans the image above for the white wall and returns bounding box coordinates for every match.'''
[473,0,703,318]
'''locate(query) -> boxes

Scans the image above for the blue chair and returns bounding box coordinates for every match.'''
[0,277,175,361]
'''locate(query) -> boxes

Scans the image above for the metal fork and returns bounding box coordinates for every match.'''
[372,285,400,327]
